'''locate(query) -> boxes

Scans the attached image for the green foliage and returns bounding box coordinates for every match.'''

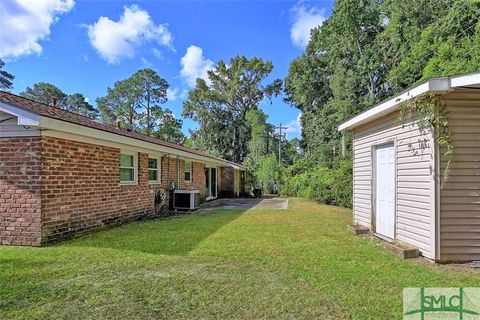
[183,55,282,163]
[388,0,480,89]
[97,68,168,131]
[97,79,137,129]
[0,59,14,91]
[151,109,185,144]
[285,0,386,163]
[255,154,282,194]
[245,108,273,159]
[285,0,480,163]
[398,93,453,180]
[242,153,259,189]
[282,159,353,208]
[20,82,68,107]
[281,137,302,164]
[282,0,480,206]
[97,68,184,143]
[65,93,98,118]
[20,83,99,119]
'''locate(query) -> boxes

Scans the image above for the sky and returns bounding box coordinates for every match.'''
[0,0,333,139]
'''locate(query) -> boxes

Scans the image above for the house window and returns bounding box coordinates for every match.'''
[148,157,161,183]
[120,152,137,184]
[184,161,192,182]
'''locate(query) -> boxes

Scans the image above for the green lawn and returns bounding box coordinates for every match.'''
[1,198,478,319]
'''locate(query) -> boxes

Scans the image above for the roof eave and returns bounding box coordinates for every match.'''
[337,76,463,132]
[40,116,230,165]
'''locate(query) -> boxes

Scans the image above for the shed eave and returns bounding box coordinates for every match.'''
[337,71,480,132]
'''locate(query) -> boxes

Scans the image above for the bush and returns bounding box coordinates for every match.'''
[256,154,282,194]
[281,159,353,208]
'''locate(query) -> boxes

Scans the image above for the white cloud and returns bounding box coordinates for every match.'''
[0,0,74,58]
[180,88,189,99]
[87,5,173,64]
[140,57,152,67]
[290,3,326,48]
[166,87,178,101]
[152,48,163,60]
[285,113,302,138]
[167,87,190,102]
[180,45,213,87]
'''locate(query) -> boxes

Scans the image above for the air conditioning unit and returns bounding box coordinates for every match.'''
[173,189,201,210]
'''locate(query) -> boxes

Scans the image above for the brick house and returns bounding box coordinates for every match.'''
[0,92,245,246]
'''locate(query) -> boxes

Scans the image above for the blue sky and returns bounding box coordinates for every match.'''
[0,0,333,139]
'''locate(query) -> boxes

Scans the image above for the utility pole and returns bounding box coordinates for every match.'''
[275,123,288,164]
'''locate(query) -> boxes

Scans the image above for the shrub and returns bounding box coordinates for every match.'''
[281,158,352,208]
[256,154,282,194]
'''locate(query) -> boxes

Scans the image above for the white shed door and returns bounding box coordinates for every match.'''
[375,144,395,239]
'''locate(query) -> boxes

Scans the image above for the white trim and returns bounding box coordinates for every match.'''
[147,155,162,184]
[43,130,224,170]
[119,150,138,185]
[336,74,480,132]
[449,72,480,88]
[371,140,396,239]
[339,81,431,131]
[184,160,192,182]
[205,167,218,199]
[39,117,227,166]
[0,101,40,126]
[0,131,40,137]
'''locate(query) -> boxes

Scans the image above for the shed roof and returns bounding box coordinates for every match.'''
[0,91,242,169]
[338,71,480,132]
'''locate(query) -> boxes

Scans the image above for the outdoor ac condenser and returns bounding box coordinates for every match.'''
[173,189,201,210]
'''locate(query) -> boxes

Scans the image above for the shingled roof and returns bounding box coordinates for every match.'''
[0,91,241,167]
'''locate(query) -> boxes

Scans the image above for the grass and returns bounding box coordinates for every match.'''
[1,198,479,319]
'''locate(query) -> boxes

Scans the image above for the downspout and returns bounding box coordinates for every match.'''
[176,156,180,189]
[166,154,171,189]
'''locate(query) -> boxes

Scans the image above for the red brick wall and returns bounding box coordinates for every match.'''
[0,137,42,246]
[178,159,207,201]
[160,155,177,189]
[1,135,220,245]
[41,136,169,243]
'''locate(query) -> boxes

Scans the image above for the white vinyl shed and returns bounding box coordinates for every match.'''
[338,71,480,263]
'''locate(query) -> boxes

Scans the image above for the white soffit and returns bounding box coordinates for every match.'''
[338,71,480,132]
[0,101,40,126]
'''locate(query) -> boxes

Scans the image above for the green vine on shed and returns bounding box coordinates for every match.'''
[398,93,453,183]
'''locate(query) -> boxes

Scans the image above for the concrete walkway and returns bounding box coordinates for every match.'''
[200,198,289,210]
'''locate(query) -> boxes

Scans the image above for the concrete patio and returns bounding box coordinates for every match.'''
[200,198,289,210]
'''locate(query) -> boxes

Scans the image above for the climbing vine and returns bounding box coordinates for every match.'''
[398,93,453,182]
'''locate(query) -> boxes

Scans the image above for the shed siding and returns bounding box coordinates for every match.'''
[439,91,480,262]
[353,112,435,259]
